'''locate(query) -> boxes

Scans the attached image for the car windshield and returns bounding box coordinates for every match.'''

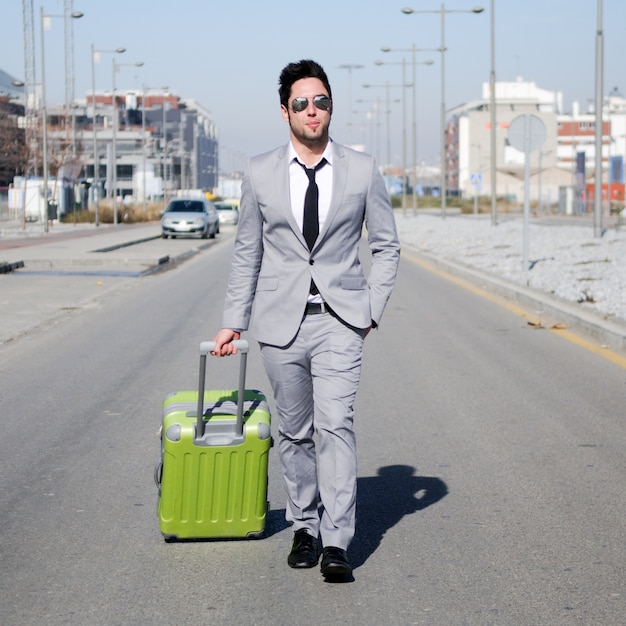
[216,204,234,210]
[168,201,204,213]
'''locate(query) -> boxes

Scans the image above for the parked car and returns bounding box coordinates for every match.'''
[161,198,219,239]
[214,201,239,225]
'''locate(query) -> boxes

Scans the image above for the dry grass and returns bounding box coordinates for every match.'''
[60,201,164,224]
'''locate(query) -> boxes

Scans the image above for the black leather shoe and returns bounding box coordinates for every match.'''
[320,547,352,577]
[287,529,319,568]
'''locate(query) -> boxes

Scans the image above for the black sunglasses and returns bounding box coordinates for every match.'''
[290,95,332,113]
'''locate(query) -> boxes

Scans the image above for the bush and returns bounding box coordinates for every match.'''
[60,201,164,225]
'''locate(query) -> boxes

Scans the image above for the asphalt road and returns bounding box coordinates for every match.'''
[0,229,624,625]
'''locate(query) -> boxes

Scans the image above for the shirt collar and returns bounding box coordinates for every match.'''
[289,139,333,168]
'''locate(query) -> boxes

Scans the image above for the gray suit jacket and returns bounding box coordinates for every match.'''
[222,141,400,347]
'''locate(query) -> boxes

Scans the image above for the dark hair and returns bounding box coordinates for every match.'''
[278,59,332,108]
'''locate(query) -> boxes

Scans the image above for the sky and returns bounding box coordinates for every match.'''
[2,1,626,174]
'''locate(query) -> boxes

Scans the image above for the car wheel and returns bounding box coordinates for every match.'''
[209,224,216,239]
[162,233,168,239]
[201,226,208,239]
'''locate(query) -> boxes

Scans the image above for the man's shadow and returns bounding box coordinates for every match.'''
[350,465,448,568]
[264,464,448,569]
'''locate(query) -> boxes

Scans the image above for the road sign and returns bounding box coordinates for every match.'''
[507,114,546,154]
[507,114,547,274]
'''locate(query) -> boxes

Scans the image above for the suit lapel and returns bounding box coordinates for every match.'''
[315,142,348,250]
[274,145,309,249]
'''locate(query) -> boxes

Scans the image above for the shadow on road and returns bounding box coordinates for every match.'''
[264,508,291,538]
[263,464,448,570]
[350,465,448,568]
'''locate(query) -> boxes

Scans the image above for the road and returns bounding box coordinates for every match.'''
[0,231,624,625]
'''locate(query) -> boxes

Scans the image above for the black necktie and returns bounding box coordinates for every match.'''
[299,158,326,251]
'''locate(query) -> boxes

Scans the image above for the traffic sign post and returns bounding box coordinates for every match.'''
[508,114,547,276]
[470,173,482,215]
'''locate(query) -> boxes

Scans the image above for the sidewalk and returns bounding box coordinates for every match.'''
[0,220,171,273]
[0,220,221,345]
[1,216,625,355]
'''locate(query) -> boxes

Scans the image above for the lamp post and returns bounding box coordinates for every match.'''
[381,46,435,214]
[363,82,403,175]
[337,64,364,146]
[111,59,144,224]
[374,59,413,214]
[11,79,29,230]
[356,98,384,163]
[162,92,169,212]
[40,7,83,232]
[141,85,169,213]
[594,0,603,237]
[402,4,484,219]
[91,45,125,226]
[489,0,497,226]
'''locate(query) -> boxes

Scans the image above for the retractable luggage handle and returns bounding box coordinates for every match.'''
[197,340,248,439]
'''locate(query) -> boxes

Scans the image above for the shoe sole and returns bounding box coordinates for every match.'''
[321,563,352,577]
[288,559,319,569]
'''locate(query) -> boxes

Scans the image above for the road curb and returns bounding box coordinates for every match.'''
[406,246,626,354]
[0,261,25,274]
[92,234,162,253]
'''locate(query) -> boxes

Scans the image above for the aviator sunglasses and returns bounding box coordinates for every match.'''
[290,95,332,113]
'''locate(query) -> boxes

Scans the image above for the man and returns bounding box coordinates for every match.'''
[212,59,400,579]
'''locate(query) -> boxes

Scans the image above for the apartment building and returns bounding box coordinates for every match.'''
[43,88,218,214]
[448,77,625,210]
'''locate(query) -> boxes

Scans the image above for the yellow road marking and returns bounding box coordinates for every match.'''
[402,250,626,370]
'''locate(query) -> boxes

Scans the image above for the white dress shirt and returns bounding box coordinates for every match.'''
[288,141,334,305]
[288,141,333,235]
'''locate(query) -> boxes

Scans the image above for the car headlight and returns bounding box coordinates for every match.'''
[162,218,173,226]
[194,217,205,226]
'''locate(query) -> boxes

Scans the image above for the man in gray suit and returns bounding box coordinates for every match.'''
[212,59,400,579]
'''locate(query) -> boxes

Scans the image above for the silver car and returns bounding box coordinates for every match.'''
[214,201,239,225]
[161,198,219,239]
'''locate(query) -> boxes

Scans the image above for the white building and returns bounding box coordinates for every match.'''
[448,77,626,210]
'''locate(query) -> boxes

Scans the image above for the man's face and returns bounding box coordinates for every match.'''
[281,77,332,147]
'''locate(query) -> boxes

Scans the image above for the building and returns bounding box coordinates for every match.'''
[447,77,626,211]
[19,88,219,216]
[76,89,219,205]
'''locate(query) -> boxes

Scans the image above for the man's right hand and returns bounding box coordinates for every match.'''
[211,328,241,356]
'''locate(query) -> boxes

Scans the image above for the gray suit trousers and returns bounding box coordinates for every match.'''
[260,310,364,550]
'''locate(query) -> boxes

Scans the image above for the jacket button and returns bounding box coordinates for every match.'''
[309,259,314,265]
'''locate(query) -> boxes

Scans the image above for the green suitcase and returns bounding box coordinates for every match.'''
[156,340,272,541]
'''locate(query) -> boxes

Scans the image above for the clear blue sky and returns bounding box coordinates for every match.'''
[2,1,625,172]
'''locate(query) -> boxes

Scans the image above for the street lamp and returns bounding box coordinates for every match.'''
[141,85,169,213]
[111,59,144,224]
[91,45,125,226]
[161,91,170,212]
[363,82,404,189]
[402,4,484,219]
[40,7,83,232]
[355,98,384,163]
[594,0,603,237]
[337,64,364,146]
[381,46,436,214]
[11,79,28,230]
[489,0,497,226]
[374,59,413,214]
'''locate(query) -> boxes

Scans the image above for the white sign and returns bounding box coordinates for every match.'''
[508,114,547,154]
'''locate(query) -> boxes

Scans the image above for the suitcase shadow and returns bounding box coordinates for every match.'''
[350,465,448,568]
[264,508,291,537]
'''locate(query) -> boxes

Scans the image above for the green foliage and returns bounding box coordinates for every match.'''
[60,201,164,224]
[389,194,517,214]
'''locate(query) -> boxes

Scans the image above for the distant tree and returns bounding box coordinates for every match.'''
[0,97,27,187]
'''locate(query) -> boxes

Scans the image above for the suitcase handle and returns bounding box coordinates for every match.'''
[196,340,249,439]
